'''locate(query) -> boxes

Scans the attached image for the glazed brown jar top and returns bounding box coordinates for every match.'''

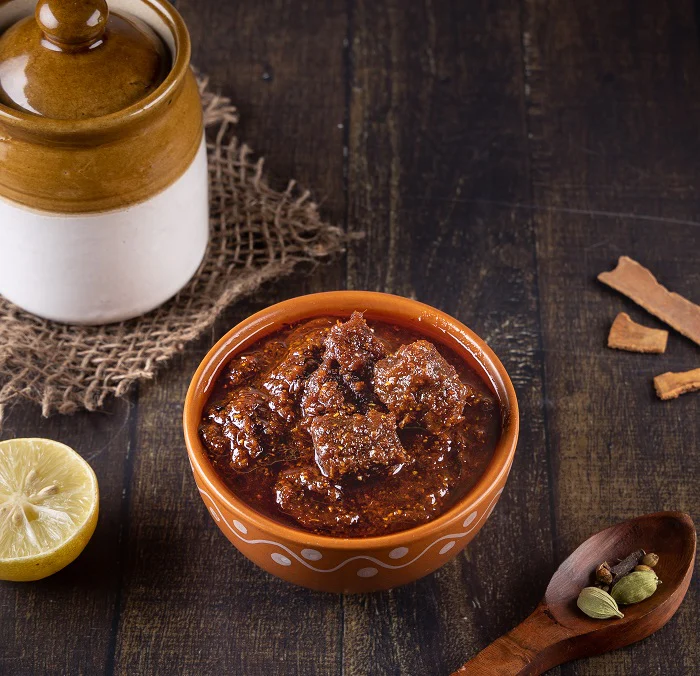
[0,0,170,119]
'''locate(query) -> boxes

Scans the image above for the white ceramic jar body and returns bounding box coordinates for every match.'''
[0,138,208,324]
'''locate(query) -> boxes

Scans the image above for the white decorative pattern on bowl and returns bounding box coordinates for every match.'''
[198,486,504,576]
[184,290,520,592]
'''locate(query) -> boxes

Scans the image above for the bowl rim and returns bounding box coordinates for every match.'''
[183,291,519,551]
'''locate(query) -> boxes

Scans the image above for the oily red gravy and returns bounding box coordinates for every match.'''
[199,312,501,537]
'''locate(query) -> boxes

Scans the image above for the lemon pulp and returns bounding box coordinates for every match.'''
[0,438,99,582]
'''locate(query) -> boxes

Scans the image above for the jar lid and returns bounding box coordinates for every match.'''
[0,0,170,119]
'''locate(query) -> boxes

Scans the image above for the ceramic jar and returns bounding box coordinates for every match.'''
[0,0,207,324]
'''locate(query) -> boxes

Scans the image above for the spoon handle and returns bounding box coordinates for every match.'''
[452,603,574,676]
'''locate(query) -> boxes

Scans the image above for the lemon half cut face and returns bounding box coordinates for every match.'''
[0,438,99,582]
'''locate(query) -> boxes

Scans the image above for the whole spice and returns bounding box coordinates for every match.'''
[609,549,645,583]
[577,587,624,619]
[611,570,660,605]
[577,548,663,621]
[642,552,659,568]
[654,368,700,401]
[607,312,668,354]
[595,562,613,585]
[598,256,700,347]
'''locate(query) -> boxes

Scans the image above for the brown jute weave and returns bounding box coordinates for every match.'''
[0,76,346,427]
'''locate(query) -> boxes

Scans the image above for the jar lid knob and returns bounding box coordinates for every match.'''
[35,0,109,50]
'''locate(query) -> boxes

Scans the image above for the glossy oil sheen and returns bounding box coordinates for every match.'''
[184,292,520,592]
[200,316,501,538]
[0,0,208,324]
[0,0,170,118]
[0,0,202,213]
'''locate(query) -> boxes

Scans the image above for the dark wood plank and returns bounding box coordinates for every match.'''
[182,0,349,342]
[1,0,699,674]
[525,0,700,673]
[183,0,347,221]
[0,400,135,676]
[112,1,348,674]
[345,2,553,674]
[112,346,342,676]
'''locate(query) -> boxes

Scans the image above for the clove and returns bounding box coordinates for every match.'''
[609,549,645,583]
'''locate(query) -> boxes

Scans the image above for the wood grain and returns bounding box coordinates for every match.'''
[455,512,696,675]
[0,400,134,675]
[524,0,700,674]
[114,1,348,674]
[345,2,552,674]
[0,0,698,674]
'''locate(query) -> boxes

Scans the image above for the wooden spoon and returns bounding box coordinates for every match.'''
[454,511,696,675]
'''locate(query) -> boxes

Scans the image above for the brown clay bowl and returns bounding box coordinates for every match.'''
[183,291,519,593]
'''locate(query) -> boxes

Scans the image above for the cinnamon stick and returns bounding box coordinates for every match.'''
[653,368,700,400]
[607,312,668,354]
[598,256,700,347]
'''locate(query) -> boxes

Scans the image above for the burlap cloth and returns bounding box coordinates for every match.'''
[0,76,346,427]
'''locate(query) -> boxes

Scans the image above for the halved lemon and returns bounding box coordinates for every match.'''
[0,438,99,582]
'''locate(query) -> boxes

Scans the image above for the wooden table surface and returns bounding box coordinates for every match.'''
[1,1,699,674]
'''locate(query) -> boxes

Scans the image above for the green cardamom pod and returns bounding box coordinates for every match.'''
[611,570,659,605]
[577,586,624,619]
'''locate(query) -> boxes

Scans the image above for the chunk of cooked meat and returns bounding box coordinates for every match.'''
[374,340,469,434]
[324,311,387,377]
[309,409,408,479]
[200,387,285,470]
[301,361,356,419]
[353,466,458,533]
[302,312,386,415]
[275,465,362,533]
[276,465,343,503]
[262,320,333,420]
[199,314,502,538]
[223,341,286,389]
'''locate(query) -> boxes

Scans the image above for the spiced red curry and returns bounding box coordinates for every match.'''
[200,312,501,537]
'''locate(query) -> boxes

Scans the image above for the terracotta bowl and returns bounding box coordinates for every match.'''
[183,291,519,593]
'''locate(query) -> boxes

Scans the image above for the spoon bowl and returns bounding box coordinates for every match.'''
[546,511,695,633]
[455,512,696,675]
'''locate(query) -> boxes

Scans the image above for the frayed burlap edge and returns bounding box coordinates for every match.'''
[0,75,348,428]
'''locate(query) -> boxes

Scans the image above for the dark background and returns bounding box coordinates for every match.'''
[1,0,699,674]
